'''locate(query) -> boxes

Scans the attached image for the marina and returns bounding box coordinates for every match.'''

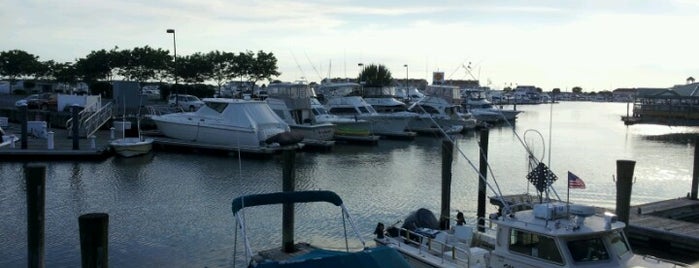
[2,102,699,267]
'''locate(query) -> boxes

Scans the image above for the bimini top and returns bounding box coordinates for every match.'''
[231,190,343,215]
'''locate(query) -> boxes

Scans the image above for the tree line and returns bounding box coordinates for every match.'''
[0,47,281,97]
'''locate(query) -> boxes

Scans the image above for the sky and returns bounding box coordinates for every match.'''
[2,0,698,92]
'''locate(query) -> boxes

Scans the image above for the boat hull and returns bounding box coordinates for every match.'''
[110,137,153,157]
[289,123,335,142]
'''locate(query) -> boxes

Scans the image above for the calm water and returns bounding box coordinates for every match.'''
[2,102,698,267]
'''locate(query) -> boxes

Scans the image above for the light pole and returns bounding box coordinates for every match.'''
[404,64,409,102]
[358,63,364,95]
[166,29,178,106]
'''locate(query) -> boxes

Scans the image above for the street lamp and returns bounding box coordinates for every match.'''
[404,64,409,102]
[166,29,178,106]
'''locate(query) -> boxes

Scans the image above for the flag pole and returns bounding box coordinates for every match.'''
[566,171,570,216]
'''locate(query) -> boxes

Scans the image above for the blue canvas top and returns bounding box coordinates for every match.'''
[232,191,343,215]
[253,246,410,268]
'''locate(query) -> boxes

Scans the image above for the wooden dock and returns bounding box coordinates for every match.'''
[626,197,699,261]
[0,124,114,161]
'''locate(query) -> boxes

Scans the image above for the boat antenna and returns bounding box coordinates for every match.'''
[304,51,323,81]
[289,51,307,81]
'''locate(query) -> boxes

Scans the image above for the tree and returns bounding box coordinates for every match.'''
[178,52,211,84]
[552,88,561,94]
[117,46,171,86]
[0,50,41,84]
[248,50,280,86]
[75,47,119,83]
[206,50,236,95]
[54,62,78,89]
[572,86,583,94]
[357,64,392,87]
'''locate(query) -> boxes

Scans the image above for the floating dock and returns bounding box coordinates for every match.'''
[0,124,113,161]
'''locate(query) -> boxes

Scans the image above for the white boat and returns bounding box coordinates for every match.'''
[149,98,299,152]
[407,85,477,134]
[326,96,416,138]
[375,202,687,268]
[266,82,336,146]
[1,133,19,148]
[310,98,378,141]
[232,190,411,268]
[110,136,153,157]
[462,89,521,123]
[110,103,154,158]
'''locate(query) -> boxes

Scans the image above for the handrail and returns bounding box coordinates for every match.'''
[386,226,473,265]
[66,102,113,137]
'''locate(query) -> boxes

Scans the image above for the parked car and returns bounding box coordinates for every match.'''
[168,94,205,111]
[14,93,57,110]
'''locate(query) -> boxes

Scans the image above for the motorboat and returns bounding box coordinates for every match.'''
[375,203,688,268]
[326,96,416,138]
[462,89,521,123]
[374,127,688,268]
[407,85,477,134]
[149,98,300,153]
[266,82,336,146]
[110,116,153,158]
[310,98,378,142]
[231,190,411,268]
[110,136,153,157]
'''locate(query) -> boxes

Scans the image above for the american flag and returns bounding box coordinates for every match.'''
[568,171,586,189]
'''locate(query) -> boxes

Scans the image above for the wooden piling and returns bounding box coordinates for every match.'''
[26,164,46,268]
[20,105,28,149]
[616,160,636,224]
[78,213,109,268]
[282,149,296,253]
[72,105,80,150]
[440,139,454,230]
[477,129,489,232]
[691,137,699,200]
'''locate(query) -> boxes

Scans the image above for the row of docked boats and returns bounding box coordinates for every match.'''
[126,81,521,156]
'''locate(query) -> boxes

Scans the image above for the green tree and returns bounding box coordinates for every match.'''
[0,50,41,84]
[552,88,561,94]
[75,47,119,83]
[54,62,78,88]
[357,64,392,87]
[117,46,171,86]
[572,86,583,93]
[178,52,212,84]
[248,50,280,86]
[205,50,236,94]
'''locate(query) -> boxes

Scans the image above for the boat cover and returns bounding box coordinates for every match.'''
[253,246,411,268]
[401,208,439,230]
[232,191,343,215]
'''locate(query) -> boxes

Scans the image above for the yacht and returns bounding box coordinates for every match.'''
[310,98,378,142]
[326,96,416,139]
[462,88,521,123]
[149,98,300,153]
[265,82,336,146]
[407,85,477,134]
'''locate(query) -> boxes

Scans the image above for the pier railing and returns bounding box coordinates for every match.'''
[66,102,113,138]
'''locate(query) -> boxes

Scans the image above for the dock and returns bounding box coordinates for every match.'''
[0,124,113,161]
[626,197,699,261]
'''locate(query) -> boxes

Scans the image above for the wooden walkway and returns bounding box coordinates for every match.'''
[0,123,114,161]
[627,197,699,257]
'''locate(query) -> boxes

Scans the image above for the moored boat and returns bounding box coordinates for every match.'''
[326,96,416,138]
[149,98,300,153]
[110,137,153,157]
[232,190,411,268]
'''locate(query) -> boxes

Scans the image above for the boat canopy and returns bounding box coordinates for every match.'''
[253,246,411,268]
[231,190,343,215]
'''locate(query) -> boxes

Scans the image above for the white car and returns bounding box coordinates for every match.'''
[168,94,205,111]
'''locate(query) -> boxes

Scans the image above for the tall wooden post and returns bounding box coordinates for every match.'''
[72,105,80,150]
[26,164,46,268]
[282,149,296,252]
[20,104,28,149]
[477,129,490,232]
[616,160,636,224]
[440,139,453,230]
[691,137,699,200]
[79,213,109,268]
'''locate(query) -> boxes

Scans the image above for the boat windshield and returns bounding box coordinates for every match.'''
[609,230,631,257]
[566,237,610,263]
[206,101,228,113]
[313,106,329,116]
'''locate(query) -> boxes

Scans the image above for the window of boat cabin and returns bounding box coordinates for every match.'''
[609,230,630,257]
[411,105,438,114]
[566,237,610,263]
[206,102,227,113]
[509,229,563,264]
[329,107,358,115]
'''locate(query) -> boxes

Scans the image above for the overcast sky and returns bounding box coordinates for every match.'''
[2,0,698,91]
